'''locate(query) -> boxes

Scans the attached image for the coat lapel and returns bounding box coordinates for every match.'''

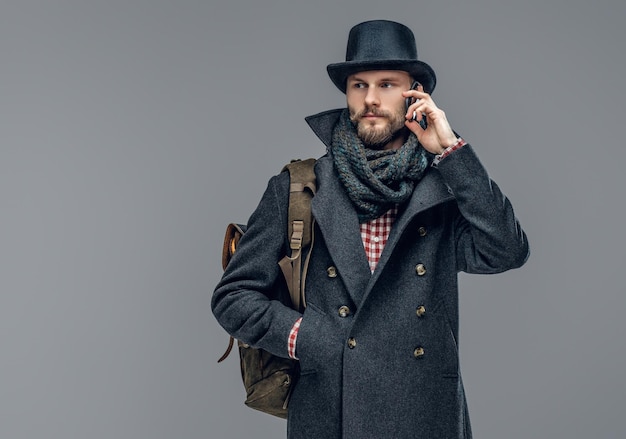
[304,109,455,306]
[311,156,372,305]
[365,168,455,293]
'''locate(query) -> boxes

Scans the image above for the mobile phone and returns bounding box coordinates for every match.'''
[405,81,421,112]
[405,81,427,130]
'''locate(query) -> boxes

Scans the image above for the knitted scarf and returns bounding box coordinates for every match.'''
[331,109,430,223]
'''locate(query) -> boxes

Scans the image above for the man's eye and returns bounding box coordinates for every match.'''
[381,83,393,88]
[353,83,366,89]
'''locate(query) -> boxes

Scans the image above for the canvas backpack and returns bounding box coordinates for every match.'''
[217,158,317,418]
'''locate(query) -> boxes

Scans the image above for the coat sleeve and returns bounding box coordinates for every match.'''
[435,144,530,274]
[211,172,302,359]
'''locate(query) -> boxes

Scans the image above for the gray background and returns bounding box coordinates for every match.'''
[2,0,625,438]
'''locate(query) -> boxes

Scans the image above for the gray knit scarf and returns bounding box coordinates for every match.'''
[331,109,430,223]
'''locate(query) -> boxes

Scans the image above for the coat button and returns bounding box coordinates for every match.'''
[347,337,357,349]
[327,266,337,278]
[413,347,425,358]
[418,226,427,237]
[416,305,426,317]
[415,264,427,276]
[338,306,351,318]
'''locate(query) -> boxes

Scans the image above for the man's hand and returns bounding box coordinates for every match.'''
[403,84,458,155]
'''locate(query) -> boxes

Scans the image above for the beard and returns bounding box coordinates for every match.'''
[348,104,407,149]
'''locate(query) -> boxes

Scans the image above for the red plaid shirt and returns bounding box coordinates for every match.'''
[432,137,466,166]
[287,139,467,359]
[360,206,398,273]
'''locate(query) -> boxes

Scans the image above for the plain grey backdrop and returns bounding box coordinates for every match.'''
[2,0,625,438]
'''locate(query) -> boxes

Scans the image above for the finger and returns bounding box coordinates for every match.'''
[402,90,428,101]
[406,100,429,120]
[412,98,441,120]
[405,118,423,135]
[405,97,426,118]
[406,109,426,131]
[406,107,424,121]
[405,117,428,137]
[406,91,433,110]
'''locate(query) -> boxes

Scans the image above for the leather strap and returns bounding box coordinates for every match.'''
[217,336,234,363]
[278,158,316,312]
[218,158,317,362]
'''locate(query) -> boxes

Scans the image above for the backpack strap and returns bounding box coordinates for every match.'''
[218,158,317,363]
[278,158,317,312]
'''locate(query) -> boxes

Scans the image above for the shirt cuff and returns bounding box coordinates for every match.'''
[288,317,302,360]
[431,137,467,167]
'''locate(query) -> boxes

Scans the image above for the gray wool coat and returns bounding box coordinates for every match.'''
[212,109,530,439]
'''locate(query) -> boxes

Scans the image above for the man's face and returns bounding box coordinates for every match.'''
[346,70,412,150]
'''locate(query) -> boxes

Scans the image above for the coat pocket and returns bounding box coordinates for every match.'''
[295,304,324,374]
[428,299,461,379]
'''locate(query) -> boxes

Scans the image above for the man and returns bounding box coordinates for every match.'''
[212,20,529,439]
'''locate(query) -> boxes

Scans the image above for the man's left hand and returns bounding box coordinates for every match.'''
[403,84,458,155]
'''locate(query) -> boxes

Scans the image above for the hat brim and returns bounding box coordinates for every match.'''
[327,59,437,94]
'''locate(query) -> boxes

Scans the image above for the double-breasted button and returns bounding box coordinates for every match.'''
[415,264,427,276]
[418,226,427,237]
[416,305,426,317]
[338,306,351,318]
[327,266,337,278]
[347,337,357,349]
[413,347,425,358]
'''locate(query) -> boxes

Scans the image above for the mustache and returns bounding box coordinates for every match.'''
[349,108,394,125]
[354,108,392,118]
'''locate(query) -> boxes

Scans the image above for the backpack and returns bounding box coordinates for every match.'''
[217,158,317,418]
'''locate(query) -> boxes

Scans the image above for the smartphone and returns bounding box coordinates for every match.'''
[405,81,421,112]
[405,81,427,130]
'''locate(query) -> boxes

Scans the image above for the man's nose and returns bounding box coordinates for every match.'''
[364,87,380,107]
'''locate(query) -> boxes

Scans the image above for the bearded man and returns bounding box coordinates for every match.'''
[212,19,529,439]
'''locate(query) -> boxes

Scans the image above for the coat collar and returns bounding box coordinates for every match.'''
[305,109,343,151]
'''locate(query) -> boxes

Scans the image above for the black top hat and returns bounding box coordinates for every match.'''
[327,20,437,94]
